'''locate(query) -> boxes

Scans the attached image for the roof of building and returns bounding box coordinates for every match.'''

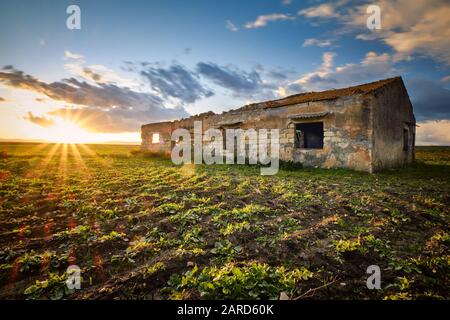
[237,76,402,111]
[142,77,405,127]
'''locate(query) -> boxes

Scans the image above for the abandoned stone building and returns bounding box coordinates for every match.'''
[141,77,416,172]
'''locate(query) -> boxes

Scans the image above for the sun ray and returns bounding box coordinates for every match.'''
[77,143,112,168]
[27,143,52,168]
[76,143,97,157]
[31,143,61,178]
[69,143,88,171]
[58,143,69,183]
[29,143,50,155]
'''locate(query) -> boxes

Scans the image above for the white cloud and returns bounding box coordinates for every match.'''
[0,67,190,133]
[245,13,295,29]
[286,51,396,92]
[416,120,450,145]
[441,76,450,83]
[64,50,84,61]
[225,20,239,32]
[282,0,293,5]
[303,38,333,47]
[301,0,450,65]
[83,64,137,87]
[357,1,450,65]
[298,4,340,18]
[63,53,139,89]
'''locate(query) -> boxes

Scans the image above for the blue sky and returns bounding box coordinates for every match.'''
[0,0,449,144]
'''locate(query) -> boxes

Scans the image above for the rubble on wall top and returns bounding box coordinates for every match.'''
[239,77,402,111]
[142,77,402,127]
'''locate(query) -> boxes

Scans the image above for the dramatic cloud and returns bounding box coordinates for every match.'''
[195,62,281,102]
[0,68,163,110]
[140,63,214,104]
[64,58,138,89]
[196,62,263,93]
[226,20,239,32]
[350,0,450,65]
[23,112,55,128]
[65,56,215,105]
[302,38,333,47]
[0,67,190,133]
[286,51,396,93]
[84,68,104,82]
[245,13,295,29]
[406,78,450,121]
[0,60,285,133]
[300,0,450,65]
[264,69,289,81]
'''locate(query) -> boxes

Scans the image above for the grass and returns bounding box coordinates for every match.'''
[0,142,448,300]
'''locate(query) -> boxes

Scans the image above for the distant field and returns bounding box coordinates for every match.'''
[0,142,448,299]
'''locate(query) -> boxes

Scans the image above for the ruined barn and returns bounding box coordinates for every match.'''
[141,77,416,172]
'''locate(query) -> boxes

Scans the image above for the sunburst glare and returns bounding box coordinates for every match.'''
[45,118,94,144]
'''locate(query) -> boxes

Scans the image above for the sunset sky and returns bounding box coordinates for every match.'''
[0,0,449,144]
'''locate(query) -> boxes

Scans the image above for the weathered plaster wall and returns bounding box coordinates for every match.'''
[141,78,416,172]
[141,121,173,154]
[283,96,372,172]
[141,95,374,172]
[370,81,415,171]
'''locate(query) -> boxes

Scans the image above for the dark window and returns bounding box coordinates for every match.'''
[403,128,409,151]
[295,122,324,149]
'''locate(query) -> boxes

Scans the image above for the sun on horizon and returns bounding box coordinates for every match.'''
[3,115,141,145]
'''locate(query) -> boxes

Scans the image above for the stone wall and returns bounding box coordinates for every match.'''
[141,93,376,172]
[283,96,372,171]
[141,78,417,173]
[141,121,173,155]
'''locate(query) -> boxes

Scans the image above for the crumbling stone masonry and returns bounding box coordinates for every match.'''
[141,77,416,173]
